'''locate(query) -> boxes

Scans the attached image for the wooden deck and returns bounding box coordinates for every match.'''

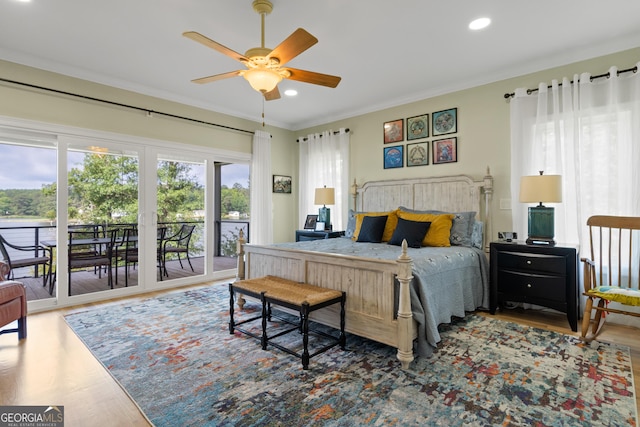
[14,256,237,301]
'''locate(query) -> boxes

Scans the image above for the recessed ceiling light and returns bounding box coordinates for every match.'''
[284,89,298,97]
[469,17,491,30]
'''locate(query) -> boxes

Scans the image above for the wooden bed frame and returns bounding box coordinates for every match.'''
[235,172,493,369]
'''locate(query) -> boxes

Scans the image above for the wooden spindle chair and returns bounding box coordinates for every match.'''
[581,215,640,341]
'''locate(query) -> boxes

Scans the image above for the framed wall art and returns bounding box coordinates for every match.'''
[406,114,429,140]
[406,142,429,167]
[383,145,404,169]
[433,137,457,164]
[432,108,457,136]
[272,174,292,193]
[383,119,404,144]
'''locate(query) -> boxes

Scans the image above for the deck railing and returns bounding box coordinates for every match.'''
[0,219,249,279]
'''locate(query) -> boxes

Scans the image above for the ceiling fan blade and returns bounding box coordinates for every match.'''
[183,31,248,63]
[264,86,281,101]
[285,68,341,88]
[267,28,318,66]
[191,70,242,84]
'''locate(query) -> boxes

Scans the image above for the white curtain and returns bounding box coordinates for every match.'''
[250,130,273,244]
[298,129,350,230]
[510,63,640,247]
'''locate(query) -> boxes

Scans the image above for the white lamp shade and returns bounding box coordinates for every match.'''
[519,174,562,203]
[243,68,282,93]
[314,187,335,205]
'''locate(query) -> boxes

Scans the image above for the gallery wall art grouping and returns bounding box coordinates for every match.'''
[383,108,458,169]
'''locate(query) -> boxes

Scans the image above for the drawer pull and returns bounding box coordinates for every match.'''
[526,260,532,265]
[527,283,532,288]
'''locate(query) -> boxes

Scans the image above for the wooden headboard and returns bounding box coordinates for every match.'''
[354,171,494,250]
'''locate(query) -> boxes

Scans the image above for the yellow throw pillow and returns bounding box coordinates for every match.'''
[396,211,454,247]
[352,210,398,242]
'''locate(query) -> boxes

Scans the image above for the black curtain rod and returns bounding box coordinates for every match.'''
[503,66,638,99]
[296,128,350,142]
[0,77,256,136]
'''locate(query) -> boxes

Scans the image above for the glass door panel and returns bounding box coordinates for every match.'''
[67,144,139,296]
[217,163,249,272]
[156,155,205,282]
[0,138,57,302]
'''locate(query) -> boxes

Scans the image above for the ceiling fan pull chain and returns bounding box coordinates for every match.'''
[262,97,265,127]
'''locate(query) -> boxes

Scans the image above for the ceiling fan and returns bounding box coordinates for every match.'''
[183,0,341,101]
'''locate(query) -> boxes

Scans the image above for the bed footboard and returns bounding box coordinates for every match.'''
[235,230,416,369]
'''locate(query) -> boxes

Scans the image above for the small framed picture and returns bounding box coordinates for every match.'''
[432,108,457,136]
[383,119,404,144]
[406,114,429,140]
[383,145,404,169]
[315,221,326,231]
[406,142,429,167]
[433,137,458,164]
[272,175,292,193]
[304,214,318,230]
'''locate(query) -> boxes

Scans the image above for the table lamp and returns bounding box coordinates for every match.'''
[519,171,562,246]
[314,186,335,230]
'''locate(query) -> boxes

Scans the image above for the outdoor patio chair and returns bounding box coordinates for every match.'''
[68,224,106,264]
[0,233,52,293]
[68,229,118,296]
[121,228,138,287]
[157,226,167,281]
[162,224,196,276]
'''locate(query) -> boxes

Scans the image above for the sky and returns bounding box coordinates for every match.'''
[0,144,249,190]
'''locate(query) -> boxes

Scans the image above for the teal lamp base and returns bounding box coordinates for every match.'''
[318,206,331,230]
[526,205,556,246]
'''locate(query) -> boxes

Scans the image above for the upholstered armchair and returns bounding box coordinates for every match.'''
[0,260,27,340]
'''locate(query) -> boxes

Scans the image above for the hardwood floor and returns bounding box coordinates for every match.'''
[0,295,158,426]
[1,291,638,426]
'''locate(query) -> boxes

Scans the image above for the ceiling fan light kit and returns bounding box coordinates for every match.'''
[242,68,282,93]
[183,0,340,101]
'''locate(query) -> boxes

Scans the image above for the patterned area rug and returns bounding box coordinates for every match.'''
[64,283,637,426]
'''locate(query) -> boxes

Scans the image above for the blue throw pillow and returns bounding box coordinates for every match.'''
[388,217,432,248]
[356,215,388,243]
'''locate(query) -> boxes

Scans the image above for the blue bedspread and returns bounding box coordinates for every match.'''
[272,237,490,357]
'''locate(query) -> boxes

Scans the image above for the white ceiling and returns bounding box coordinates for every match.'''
[1,0,640,131]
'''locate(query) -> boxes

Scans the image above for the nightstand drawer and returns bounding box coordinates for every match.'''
[498,251,566,275]
[498,270,566,301]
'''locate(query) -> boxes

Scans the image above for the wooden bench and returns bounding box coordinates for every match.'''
[229,275,346,370]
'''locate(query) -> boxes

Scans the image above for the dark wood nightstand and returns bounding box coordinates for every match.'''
[295,230,345,242]
[490,241,579,331]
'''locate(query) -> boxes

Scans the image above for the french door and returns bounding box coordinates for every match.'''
[1,117,251,310]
